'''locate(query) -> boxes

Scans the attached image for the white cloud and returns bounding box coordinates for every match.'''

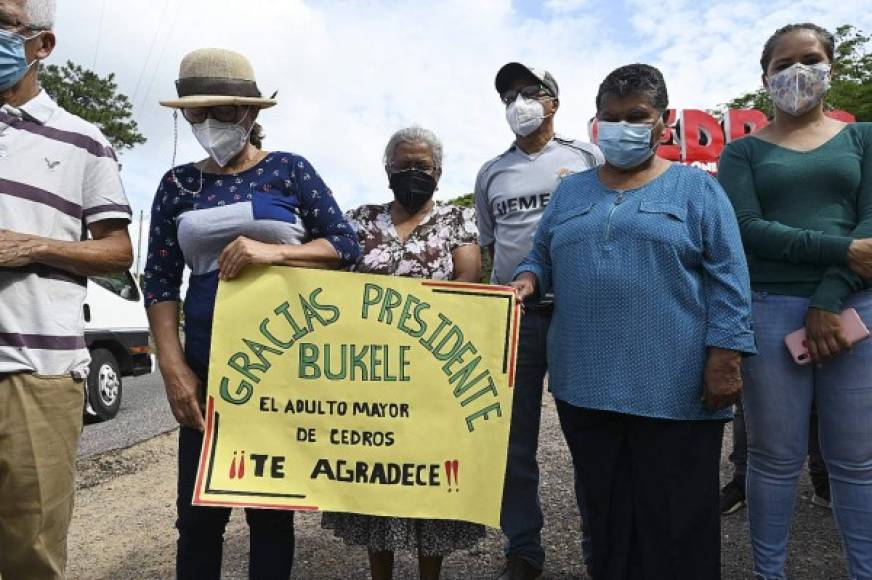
[48,0,872,223]
[625,0,872,111]
[544,0,590,12]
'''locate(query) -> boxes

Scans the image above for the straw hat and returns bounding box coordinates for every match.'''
[160,48,277,109]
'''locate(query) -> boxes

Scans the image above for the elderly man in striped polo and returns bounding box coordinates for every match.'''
[0,1,133,577]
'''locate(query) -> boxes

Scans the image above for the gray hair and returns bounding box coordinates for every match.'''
[24,0,56,29]
[383,126,443,168]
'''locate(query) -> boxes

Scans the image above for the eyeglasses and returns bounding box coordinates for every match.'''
[181,105,249,124]
[0,14,44,34]
[500,85,552,105]
[387,163,439,175]
[0,22,44,35]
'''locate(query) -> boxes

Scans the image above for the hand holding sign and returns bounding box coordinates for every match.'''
[509,272,537,304]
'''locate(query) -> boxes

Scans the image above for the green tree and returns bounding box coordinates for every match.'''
[450,192,474,208]
[721,25,872,121]
[41,61,146,151]
[829,25,872,120]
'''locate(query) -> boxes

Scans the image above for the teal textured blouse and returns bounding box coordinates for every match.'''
[515,164,755,421]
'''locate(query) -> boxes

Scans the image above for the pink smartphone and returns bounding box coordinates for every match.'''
[784,307,871,365]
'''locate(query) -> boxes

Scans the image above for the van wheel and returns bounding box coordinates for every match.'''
[87,349,122,421]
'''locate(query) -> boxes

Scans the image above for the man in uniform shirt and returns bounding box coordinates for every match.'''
[0,1,133,577]
[475,62,602,580]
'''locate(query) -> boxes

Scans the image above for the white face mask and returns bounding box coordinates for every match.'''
[192,113,253,167]
[505,94,546,137]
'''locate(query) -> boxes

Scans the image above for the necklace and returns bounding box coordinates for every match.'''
[169,110,204,196]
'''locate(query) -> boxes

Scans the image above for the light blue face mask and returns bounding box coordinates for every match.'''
[0,28,41,92]
[596,120,658,169]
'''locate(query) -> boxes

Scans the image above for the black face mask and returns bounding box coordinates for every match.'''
[389,169,437,214]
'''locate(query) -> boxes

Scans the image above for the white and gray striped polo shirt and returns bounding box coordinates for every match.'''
[0,90,131,377]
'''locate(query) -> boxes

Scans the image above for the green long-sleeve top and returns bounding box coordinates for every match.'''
[718,123,872,313]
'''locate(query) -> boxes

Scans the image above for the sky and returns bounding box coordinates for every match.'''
[47,0,872,267]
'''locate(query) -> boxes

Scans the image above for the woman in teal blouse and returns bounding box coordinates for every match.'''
[718,23,872,580]
[513,63,754,579]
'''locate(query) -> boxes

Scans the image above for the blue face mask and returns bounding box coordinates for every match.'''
[596,120,658,169]
[0,28,40,92]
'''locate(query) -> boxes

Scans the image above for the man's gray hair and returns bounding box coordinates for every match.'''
[24,0,56,29]
[383,126,443,168]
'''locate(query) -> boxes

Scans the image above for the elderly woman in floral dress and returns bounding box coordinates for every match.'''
[322,126,482,580]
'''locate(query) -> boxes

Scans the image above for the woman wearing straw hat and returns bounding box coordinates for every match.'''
[143,48,360,579]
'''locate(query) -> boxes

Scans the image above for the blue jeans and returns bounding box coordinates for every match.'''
[744,291,872,580]
[501,306,591,568]
[729,398,829,496]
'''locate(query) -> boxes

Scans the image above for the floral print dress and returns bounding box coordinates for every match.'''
[350,201,478,278]
[321,200,484,557]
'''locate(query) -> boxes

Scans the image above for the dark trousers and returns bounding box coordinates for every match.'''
[501,306,591,568]
[806,409,829,494]
[500,306,549,567]
[729,398,748,484]
[730,399,829,494]
[177,426,295,580]
[556,402,724,580]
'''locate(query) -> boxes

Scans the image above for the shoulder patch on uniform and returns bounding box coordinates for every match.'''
[554,137,597,155]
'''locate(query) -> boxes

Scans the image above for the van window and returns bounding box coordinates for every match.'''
[90,271,141,302]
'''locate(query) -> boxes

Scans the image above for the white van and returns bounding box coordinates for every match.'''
[84,271,153,420]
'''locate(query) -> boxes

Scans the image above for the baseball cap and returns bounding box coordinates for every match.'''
[495,62,559,98]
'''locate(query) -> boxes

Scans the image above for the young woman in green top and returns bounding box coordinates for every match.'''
[718,23,872,580]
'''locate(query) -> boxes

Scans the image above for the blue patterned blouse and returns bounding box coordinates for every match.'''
[143,152,359,373]
[515,164,756,421]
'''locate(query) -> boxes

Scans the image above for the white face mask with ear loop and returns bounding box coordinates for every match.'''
[192,108,254,167]
[506,93,554,137]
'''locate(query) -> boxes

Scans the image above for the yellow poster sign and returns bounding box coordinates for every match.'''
[193,266,520,527]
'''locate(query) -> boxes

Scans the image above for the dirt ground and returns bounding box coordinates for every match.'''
[67,396,845,579]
